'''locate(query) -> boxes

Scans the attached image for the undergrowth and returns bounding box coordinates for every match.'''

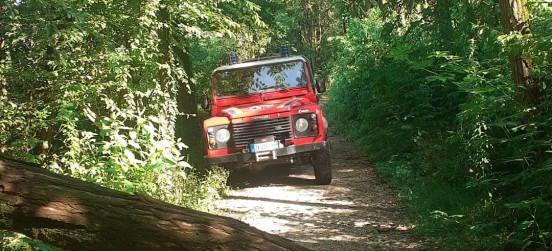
[0,231,61,251]
[325,4,552,250]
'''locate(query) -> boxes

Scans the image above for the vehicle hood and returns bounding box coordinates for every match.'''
[217,98,312,119]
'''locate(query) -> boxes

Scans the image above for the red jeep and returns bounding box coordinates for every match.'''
[201,47,331,184]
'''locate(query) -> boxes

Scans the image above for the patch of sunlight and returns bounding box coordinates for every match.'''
[35,200,88,225]
[230,186,355,207]
[220,196,358,234]
[354,221,371,227]
[318,234,368,242]
[245,217,292,233]
[336,168,355,173]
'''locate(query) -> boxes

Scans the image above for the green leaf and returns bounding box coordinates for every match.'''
[124,149,136,163]
[506,201,531,209]
[518,220,533,230]
[129,131,137,140]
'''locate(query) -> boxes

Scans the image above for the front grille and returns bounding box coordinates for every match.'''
[232,117,292,148]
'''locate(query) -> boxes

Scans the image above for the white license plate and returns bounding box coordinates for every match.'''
[250,141,280,153]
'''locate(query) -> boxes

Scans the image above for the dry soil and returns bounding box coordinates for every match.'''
[215,132,424,251]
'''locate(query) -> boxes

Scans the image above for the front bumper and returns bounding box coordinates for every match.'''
[205,141,328,165]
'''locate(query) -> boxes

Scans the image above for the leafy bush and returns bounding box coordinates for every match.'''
[0,0,275,204]
[0,231,60,251]
[326,2,552,250]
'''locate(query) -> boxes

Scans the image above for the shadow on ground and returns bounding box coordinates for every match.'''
[216,135,424,251]
[227,164,317,188]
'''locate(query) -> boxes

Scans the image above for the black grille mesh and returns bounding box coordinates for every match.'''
[232,117,292,148]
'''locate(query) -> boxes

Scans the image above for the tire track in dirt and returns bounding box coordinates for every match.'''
[215,132,424,250]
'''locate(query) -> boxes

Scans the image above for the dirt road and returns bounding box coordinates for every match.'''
[215,132,424,250]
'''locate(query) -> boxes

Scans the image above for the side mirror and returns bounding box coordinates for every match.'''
[316,79,326,93]
[200,95,210,110]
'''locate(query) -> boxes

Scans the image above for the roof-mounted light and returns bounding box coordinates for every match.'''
[280,45,289,57]
[228,52,238,65]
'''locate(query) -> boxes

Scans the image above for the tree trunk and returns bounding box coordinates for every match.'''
[0,157,312,251]
[434,0,454,50]
[498,0,540,107]
[0,1,6,101]
[375,0,388,17]
[158,4,170,94]
[32,44,56,161]
[499,0,544,163]
[172,45,203,168]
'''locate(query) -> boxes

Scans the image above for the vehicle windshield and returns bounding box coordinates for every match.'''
[214,61,307,97]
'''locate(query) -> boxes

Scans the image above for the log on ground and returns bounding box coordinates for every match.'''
[0,157,311,251]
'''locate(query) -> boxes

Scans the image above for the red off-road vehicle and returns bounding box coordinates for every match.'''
[201,47,331,184]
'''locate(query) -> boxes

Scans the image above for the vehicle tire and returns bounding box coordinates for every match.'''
[312,146,332,185]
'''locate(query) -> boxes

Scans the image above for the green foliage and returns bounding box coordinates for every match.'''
[52,88,194,196]
[175,166,230,211]
[0,101,45,163]
[0,231,61,251]
[2,0,168,204]
[326,16,464,163]
[325,1,552,250]
[0,0,269,201]
[0,0,272,224]
[0,0,254,247]
[189,38,237,99]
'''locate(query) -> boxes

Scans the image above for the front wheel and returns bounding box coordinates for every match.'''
[312,146,332,185]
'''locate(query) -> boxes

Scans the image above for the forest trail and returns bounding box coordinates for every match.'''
[216,119,424,250]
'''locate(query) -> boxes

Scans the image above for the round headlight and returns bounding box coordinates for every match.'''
[215,128,231,143]
[295,118,309,132]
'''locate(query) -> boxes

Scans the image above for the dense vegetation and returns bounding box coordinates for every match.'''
[325,1,552,250]
[0,0,268,208]
[1,0,551,250]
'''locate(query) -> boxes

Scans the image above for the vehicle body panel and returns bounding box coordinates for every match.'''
[202,54,327,167]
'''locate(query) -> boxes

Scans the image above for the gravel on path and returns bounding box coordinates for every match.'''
[215,132,424,251]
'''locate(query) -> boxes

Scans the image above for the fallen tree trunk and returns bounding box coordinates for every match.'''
[0,157,311,251]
